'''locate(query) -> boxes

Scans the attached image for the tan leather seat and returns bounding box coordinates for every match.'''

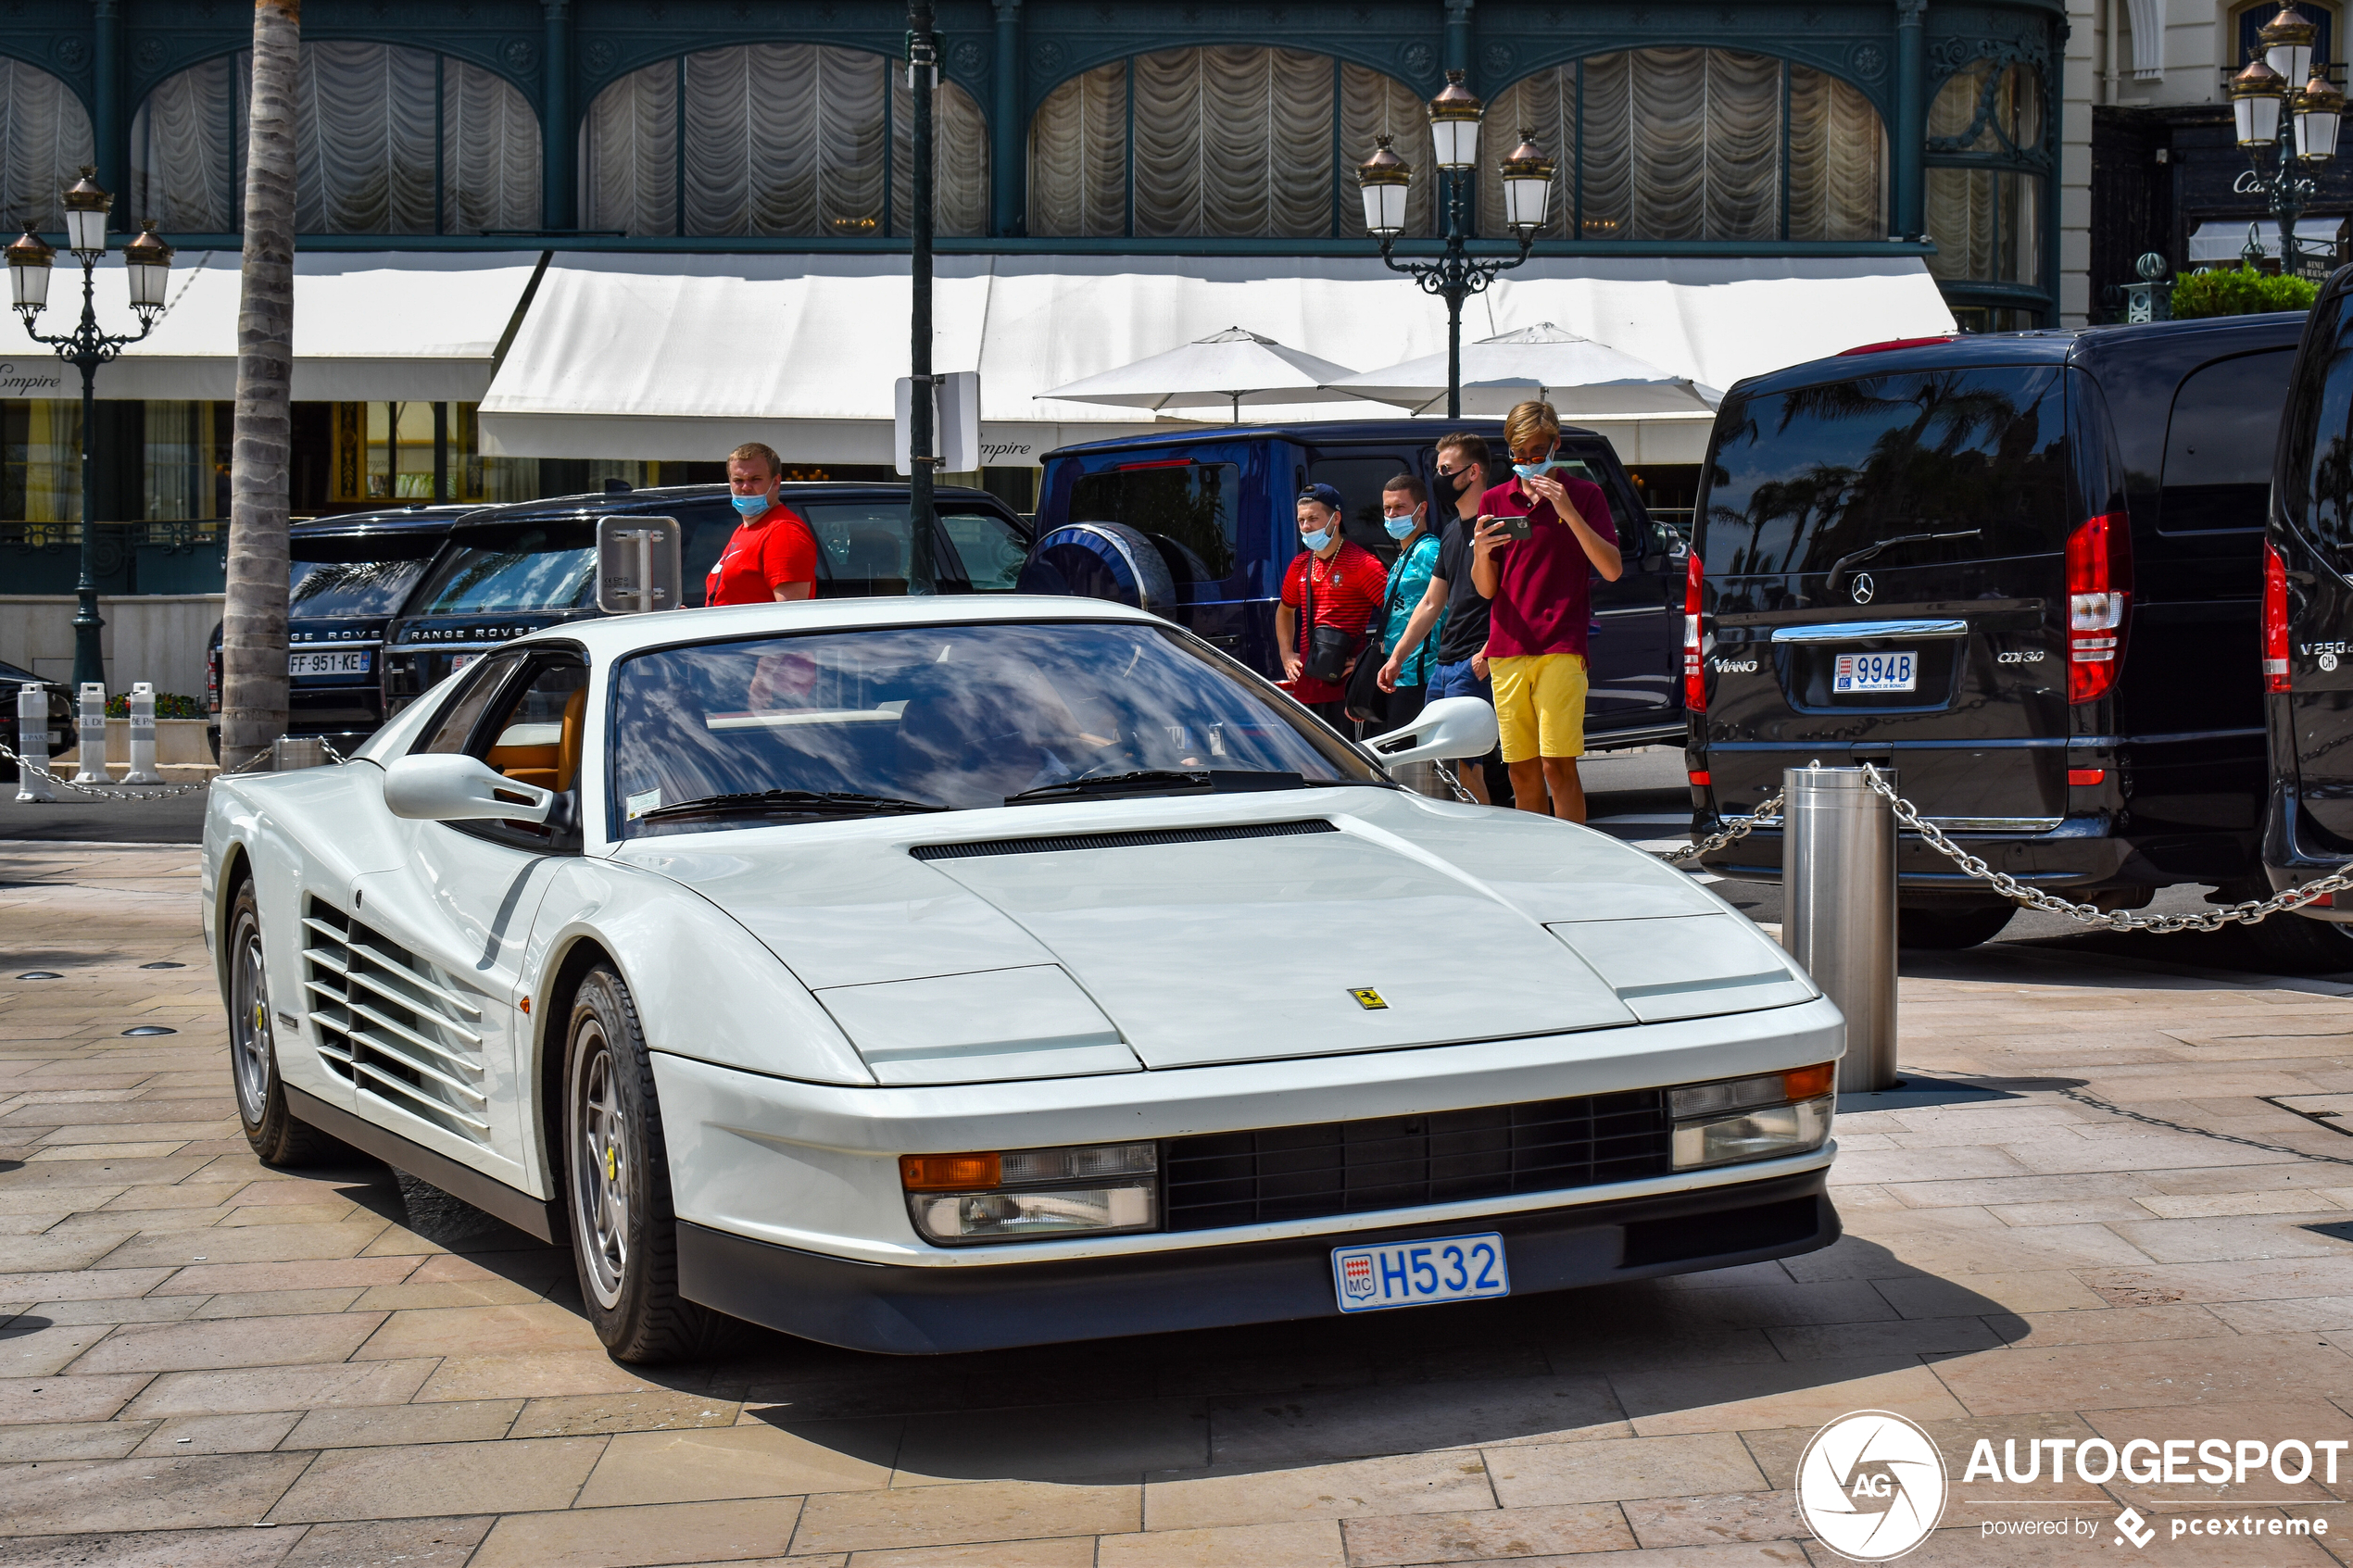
[556,687,587,792]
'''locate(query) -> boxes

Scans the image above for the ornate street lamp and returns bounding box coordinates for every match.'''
[2229,26,2342,279]
[1357,73,1555,419]
[9,169,171,691]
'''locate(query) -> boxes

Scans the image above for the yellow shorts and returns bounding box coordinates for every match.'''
[1489,653,1588,763]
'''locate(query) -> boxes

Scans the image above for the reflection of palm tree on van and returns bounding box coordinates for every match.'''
[1706,369,2065,583]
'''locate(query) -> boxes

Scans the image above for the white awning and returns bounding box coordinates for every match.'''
[65,250,546,403]
[478,251,1954,468]
[2186,219,2344,263]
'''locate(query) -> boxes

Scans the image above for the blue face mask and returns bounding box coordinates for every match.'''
[730,491,773,518]
[1301,528,1333,552]
[1383,515,1418,540]
[1512,460,1554,483]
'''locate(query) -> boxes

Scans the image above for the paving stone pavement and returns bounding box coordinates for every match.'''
[5,843,2353,1566]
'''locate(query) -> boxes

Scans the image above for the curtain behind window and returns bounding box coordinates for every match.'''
[1491,51,1881,241]
[1029,62,1127,237]
[1787,68,1886,241]
[583,45,985,237]
[132,46,539,233]
[0,60,96,232]
[1131,46,1334,237]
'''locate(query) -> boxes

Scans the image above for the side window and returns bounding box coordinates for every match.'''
[1309,455,1412,563]
[1068,463,1241,580]
[414,652,528,755]
[2160,348,2296,533]
[799,502,912,590]
[466,657,591,852]
[939,511,1028,590]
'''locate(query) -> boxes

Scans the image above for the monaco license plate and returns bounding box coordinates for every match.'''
[1332,1232,1509,1313]
[289,650,370,677]
[1833,650,1916,693]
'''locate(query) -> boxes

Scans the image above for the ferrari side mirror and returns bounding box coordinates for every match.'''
[382,753,555,824]
[1363,696,1500,771]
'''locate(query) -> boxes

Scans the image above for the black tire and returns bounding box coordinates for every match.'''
[226,877,334,1165]
[562,964,714,1363]
[1897,901,2018,950]
[2246,909,2353,972]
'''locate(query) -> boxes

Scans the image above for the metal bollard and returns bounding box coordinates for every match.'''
[72,683,107,785]
[123,683,163,784]
[14,683,55,802]
[1782,763,1899,1094]
[271,736,326,771]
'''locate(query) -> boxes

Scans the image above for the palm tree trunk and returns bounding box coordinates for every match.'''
[220,0,299,771]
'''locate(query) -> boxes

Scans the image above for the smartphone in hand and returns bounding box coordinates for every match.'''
[1492,513,1533,542]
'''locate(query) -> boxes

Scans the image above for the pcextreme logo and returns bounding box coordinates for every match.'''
[1796,1411,1948,1562]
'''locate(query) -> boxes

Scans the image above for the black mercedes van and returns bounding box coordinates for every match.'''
[1688,316,2308,950]
[2259,270,2353,964]
[380,483,1031,716]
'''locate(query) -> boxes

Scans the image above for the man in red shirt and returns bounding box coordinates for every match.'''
[1470,401,1622,822]
[1277,483,1386,732]
[706,442,818,606]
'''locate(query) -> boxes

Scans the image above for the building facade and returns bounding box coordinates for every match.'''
[1,0,2063,617]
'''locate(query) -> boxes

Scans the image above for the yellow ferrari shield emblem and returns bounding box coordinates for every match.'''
[1349,987,1388,1010]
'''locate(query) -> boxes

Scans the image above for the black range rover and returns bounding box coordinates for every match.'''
[381,483,1032,714]
[207,503,479,756]
[1686,315,2309,952]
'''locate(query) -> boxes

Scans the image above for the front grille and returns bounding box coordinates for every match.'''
[1162,1091,1673,1232]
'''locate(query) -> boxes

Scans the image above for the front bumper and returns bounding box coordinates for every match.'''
[679,1164,1838,1354]
[2261,784,2353,922]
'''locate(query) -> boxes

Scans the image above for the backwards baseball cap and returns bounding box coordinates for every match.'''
[1297,483,1344,511]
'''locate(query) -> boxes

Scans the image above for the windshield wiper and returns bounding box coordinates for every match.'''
[636,789,949,824]
[1821,529,1981,598]
[1002,768,1307,805]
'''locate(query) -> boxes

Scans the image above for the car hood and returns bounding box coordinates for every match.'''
[616,789,1813,1073]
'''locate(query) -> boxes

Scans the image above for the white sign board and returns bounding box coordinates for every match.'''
[598,516,683,613]
[895,370,981,475]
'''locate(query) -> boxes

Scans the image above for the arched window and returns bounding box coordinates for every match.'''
[1925,60,2044,291]
[0,57,95,231]
[580,45,988,238]
[1479,51,1885,242]
[131,44,541,233]
[1028,48,1432,239]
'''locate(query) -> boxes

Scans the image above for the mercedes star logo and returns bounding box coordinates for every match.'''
[1850,572,1876,605]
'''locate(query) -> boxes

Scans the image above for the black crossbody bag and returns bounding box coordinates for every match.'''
[1301,565,1356,685]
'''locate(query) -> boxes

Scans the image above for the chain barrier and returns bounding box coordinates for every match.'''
[1,737,338,802]
[1655,789,1783,865]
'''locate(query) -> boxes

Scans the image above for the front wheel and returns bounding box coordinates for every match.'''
[227,878,332,1165]
[563,964,713,1363]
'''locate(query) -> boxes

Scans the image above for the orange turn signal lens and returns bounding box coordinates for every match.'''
[2067,768,2106,786]
[900,1153,1000,1191]
[1782,1062,1836,1101]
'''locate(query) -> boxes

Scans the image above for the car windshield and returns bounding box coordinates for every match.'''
[288,559,429,618]
[410,522,599,614]
[609,621,1382,837]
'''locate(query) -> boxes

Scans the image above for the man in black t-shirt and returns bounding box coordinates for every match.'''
[1378,432,1506,804]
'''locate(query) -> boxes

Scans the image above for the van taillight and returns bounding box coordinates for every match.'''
[2065,514,2132,705]
[1682,553,1705,710]
[2263,541,2292,693]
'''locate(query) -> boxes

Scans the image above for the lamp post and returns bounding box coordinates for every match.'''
[1357,71,1555,419]
[6,169,171,693]
[905,0,938,596]
[2229,3,2344,279]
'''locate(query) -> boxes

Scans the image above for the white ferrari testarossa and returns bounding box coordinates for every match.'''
[204,596,1841,1360]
